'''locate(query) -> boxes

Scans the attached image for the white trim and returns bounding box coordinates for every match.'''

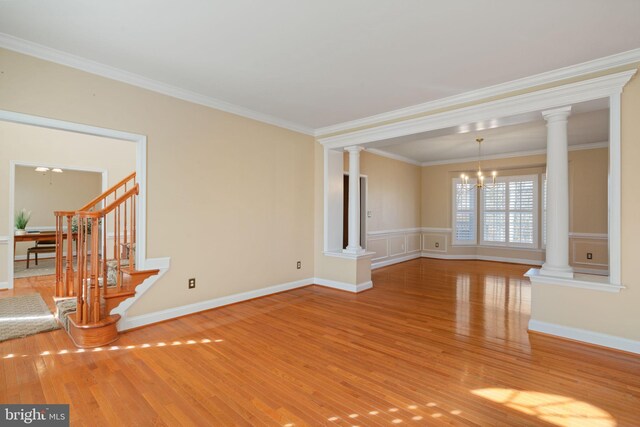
[313,278,373,293]
[569,232,608,239]
[367,227,422,236]
[118,275,310,330]
[421,227,453,233]
[573,267,609,276]
[0,236,8,244]
[372,253,421,269]
[113,257,171,323]
[608,93,622,285]
[419,141,609,167]
[1,109,148,289]
[323,250,376,260]
[316,49,640,137]
[528,319,640,355]
[421,252,543,266]
[118,274,374,330]
[8,158,108,289]
[0,33,313,136]
[366,148,422,166]
[525,267,624,293]
[0,282,7,289]
[318,71,636,148]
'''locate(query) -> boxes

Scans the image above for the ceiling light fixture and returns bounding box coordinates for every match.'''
[35,167,49,172]
[52,168,63,173]
[460,138,497,189]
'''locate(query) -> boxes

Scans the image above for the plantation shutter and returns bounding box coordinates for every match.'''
[453,179,477,245]
[482,181,507,243]
[508,179,535,245]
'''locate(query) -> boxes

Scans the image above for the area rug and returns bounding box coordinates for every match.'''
[0,294,60,342]
[14,258,57,279]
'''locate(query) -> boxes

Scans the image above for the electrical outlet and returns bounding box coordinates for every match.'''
[435,242,440,248]
[367,210,372,218]
[297,261,301,269]
[188,278,196,289]
[587,252,593,260]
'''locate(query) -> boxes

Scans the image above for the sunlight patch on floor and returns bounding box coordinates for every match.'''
[472,388,616,427]
[324,401,461,425]
[2,338,222,359]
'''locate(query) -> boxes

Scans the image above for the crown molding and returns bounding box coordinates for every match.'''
[416,141,609,167]
[366,148,422,166]
[319,70,636,149]
[0,33,314,136]
[315,48,640,137]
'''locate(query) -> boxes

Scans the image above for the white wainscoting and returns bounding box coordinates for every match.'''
[368,228,422,269]
[569,232,608,275]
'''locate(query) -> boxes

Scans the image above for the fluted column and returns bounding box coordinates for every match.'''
[541,106,573,279]
[344,146,365,254]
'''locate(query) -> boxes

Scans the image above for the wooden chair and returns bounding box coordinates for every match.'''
[27,239,56,268]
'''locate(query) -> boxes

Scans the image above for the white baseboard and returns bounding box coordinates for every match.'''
[372,253,421,269]
[313,277,373,292]
[0,282,8,289]
[119,274,375,330]
[118,275,312,331]
[528,319,640,355]
[421,252,543,266]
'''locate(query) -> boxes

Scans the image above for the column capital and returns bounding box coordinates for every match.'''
[344,146,365,153]
[542,106,572,122]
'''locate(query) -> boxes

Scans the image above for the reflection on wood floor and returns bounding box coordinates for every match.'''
[1,259,638,426]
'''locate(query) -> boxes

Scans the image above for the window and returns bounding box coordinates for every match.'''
[452,178,477,245]
[481,175,538,248]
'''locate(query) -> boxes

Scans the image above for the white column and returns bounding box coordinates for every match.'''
[344,146,365,254]
[541,106,573,279]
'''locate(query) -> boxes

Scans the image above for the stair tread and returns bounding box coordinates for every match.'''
[103,289,136,299]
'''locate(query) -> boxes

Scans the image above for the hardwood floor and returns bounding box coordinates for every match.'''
[1,259,639,426]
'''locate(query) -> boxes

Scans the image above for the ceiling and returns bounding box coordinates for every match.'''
[371,107,609,164]
[0,1,639,132]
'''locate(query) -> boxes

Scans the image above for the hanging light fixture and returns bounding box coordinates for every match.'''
[460,138,497,189]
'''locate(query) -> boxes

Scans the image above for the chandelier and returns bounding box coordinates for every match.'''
[460,137,496,188]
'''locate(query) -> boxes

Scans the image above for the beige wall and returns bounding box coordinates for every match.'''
[345,151,422,232]
[420,148,608,270]
[0,48,315,316]
[14,166,102,256]
[532,70,640,342]
[0,120,136,279]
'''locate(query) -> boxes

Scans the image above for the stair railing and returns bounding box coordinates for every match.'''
[75,184,138,325]
[54,172,136,299]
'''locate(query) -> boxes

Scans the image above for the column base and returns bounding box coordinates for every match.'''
[540,263,574,279]
[343,246,365,255]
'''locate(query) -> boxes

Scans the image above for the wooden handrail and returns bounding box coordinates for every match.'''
[78,172,136,211]
[77,185,139,218]
[55,171,139,326]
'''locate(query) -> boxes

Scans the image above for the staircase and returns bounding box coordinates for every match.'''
[53,172,158,348]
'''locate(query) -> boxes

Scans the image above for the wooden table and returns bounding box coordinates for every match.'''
[13,231,77,261]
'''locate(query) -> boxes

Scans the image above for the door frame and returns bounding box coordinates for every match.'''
[0,110,147,289]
